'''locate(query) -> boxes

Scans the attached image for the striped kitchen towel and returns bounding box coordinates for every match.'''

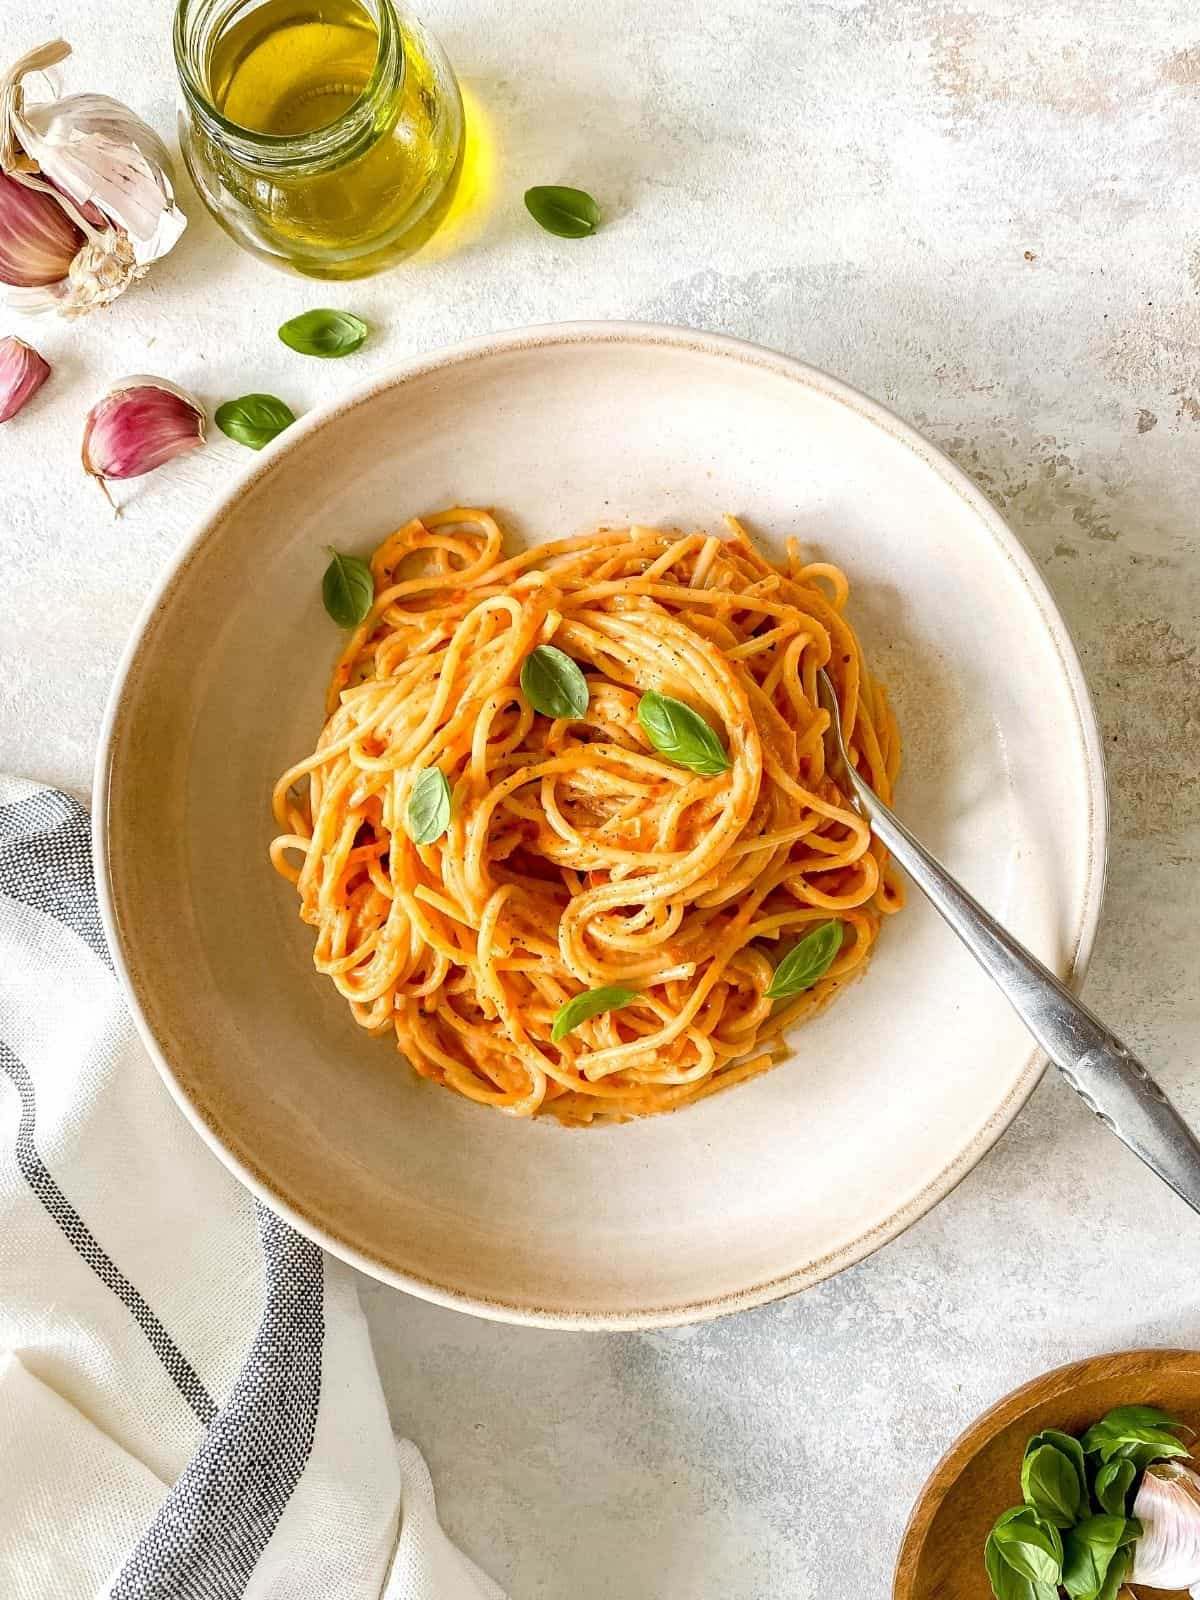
[0,777,504,1600]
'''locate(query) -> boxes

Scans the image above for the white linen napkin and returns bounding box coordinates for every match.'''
[0,776,504,1600]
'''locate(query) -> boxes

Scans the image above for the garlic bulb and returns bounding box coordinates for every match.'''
[0,333,50,420]
[1130,1460,1200,1590]
[0,39,185,316]
[82,377,205,501]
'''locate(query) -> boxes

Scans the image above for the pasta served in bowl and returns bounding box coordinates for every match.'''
[270,510,902,1122]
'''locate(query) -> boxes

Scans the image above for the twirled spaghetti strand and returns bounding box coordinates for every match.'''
[271,510,902,1122]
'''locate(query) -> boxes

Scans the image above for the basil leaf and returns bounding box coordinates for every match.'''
[1095,1547,1129,1600]
[214,392,296,450]
[1094,1405,1181,1432]
[523,184,600,238]
[984,1536,1057,1600]
[1117,1437,1187,1469]
[1021,1441,1083,1528]
[993,1506,1031,1529]
[551,985,639,1043]
[322,548,374,628]
[765,921,843,1001]
[278,308,368,359]
[992,1508,1063,1586]
[1081,1405,1188,1467]
[637,691,730,775]
[1093,1458,1136,1516]
[1116,1516,1141,1548]
[520,645,589,719]
[1061,1514,1126,1599]
[985,1538,1026,1600]
[406,767,451,845]
[1026,1429,1089,1508]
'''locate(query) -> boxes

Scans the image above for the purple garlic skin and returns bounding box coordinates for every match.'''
[0,169,84,287]
[0,334,51,421]
[81,377,205,482]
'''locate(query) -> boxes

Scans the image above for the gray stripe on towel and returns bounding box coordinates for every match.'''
[0,1039,218,1426]
[109,1207,324,1600]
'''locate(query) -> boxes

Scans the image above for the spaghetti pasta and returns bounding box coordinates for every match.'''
[270,510,903,1123]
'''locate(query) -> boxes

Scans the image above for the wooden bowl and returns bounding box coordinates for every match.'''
[894,1348,1200,1600]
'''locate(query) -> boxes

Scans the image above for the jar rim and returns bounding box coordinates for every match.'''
[173,0,404,166]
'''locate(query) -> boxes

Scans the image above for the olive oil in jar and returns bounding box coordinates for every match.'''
[209,0,380,137]
[175,0,464,278]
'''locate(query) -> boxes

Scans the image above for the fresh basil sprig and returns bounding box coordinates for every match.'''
[214,393,296,450]
[278,308,368,359]
[989,1506,1063,1587]
[1021,1440,1083,1529]
[765,922,842,1001]
[984,1532,1056,1600]
[407,768,451,845]
[551,985,639,1043]
[520,645,589,719]
[637,691,730,775]
[1081,1405,1190,1468]
[1025,1431,1089,1512]
[524,185,600,238]
[322,548,374,628]
[985,1404,1184,1600]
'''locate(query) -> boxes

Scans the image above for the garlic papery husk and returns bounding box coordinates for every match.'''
[15,90,187,264]
[0,40,186,316]
[82,377,205,498]
[1130,1460,1200,1590]
[0,333,49,420]
[65,227,141,315]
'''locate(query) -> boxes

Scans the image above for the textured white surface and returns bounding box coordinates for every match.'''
[2,1,1199,1596]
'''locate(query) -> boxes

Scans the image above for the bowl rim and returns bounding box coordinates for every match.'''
[891,1347,1200,1598]
[93,319,1109,1329]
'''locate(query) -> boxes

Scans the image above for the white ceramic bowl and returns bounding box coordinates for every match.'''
[95,323,1106,1328]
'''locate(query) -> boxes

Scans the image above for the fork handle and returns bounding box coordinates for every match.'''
[849,776,1200,1214]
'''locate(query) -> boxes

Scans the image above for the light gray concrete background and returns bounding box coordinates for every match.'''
[3,1,1199,1595]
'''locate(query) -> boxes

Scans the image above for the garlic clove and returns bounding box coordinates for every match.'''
[1130,1460,1200,1590]
[0,333,49,420]
[0,167,83,287]
[82,377,205,487]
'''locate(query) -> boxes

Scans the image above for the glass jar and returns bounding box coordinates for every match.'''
[174,0,465,280]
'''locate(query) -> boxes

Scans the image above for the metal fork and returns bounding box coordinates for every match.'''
[816,668,1200,1214]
